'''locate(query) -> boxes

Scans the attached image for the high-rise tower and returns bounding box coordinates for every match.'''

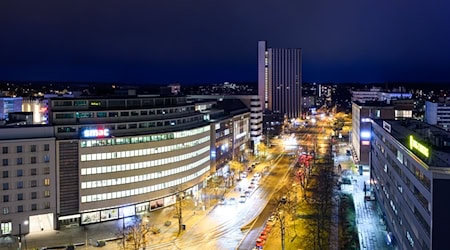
[258,41,302,118]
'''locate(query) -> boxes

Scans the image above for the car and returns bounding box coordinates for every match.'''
[218,197,226,205]
[244,190,251,197]
[280,196,287,204]
[94,240,106,247]
[229,197,236,204]
[239,195,247,203]
[268,215,277,222]
[256,238,266,248]
[254,172,261,178]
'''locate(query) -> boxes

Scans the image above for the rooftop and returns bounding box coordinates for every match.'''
[374,119,450,168]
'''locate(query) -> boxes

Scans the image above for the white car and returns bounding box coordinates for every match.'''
[239,195,247,203]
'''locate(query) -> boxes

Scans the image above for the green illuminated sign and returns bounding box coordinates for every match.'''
[409,135,429,158]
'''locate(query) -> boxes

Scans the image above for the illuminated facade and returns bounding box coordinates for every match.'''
[48,96,211,227]
[351,101,394,165]
[371,119,450,249]
[258,41,302,118]
[187,95,262,154]
[0,97,22,120]
[1,94,256,235]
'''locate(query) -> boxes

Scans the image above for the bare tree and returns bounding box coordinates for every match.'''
[117,216,155,250]
[171,185,187,237]
[302,148,335,250]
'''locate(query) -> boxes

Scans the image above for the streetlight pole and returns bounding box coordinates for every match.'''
[18,223,22,250]
[122,215,126,249]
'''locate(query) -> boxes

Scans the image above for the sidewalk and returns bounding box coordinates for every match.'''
[336,144,392,250]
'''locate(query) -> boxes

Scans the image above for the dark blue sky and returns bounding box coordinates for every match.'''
[1,1,450,84]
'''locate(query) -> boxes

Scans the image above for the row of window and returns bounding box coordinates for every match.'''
[53,98,192,111]
[81,146,209,175]
[69,106,193,119]
[81,166,209,203]
[2,202,50,214]
[56,120,207,137]
[2,190,50,202]
[80,136,209,162]
[2,155,51,166]
[2,178,50,190]
[2,144,50,154]
[1,168,50,178]
[81,156,209,189]
[80,126,209,148]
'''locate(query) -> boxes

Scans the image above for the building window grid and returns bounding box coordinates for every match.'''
[81,166,209,203]
[373,130,432,237]
[80,136,209,162]
[81,155,209,189]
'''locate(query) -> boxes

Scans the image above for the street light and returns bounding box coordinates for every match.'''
[18,220,28,250]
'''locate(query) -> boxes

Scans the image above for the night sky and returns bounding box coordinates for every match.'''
[1,1,449,85]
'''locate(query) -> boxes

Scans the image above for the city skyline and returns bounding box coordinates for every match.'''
[1,1,450,84]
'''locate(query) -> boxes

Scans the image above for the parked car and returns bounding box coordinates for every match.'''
[94,240,106,247]
[239,195,247,203]
[256,238,266,248]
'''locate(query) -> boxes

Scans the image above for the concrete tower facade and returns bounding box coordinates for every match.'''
[258,41,302,118]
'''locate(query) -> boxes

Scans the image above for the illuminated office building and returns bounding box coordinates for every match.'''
[187,95,262,154]
[49,96,211,227]
[1,96,212,235]
[371,119,450,249]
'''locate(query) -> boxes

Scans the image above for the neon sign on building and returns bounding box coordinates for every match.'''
[409,135,429,158]
[82,128,110,138]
